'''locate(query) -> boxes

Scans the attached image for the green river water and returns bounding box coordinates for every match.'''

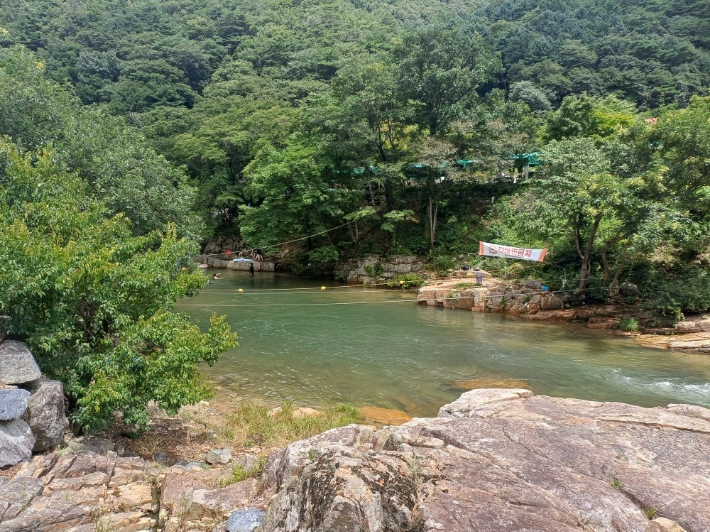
[176,270,710,417]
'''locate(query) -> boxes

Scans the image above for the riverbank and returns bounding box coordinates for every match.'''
[418,276,710,354]
[3,389,707,532]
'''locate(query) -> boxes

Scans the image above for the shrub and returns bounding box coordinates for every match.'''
[429,255,455,276]
[0,141,237,432]
[618,318,639,332]
[219,457,266,487]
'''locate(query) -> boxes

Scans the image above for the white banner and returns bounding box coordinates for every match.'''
[479,241,547,262]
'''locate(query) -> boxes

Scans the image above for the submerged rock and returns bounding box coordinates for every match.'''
[450,378,531,391]
[360,405,412,425]
[259,389,710,532]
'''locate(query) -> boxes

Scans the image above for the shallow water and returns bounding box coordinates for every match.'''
[177,270,710,417]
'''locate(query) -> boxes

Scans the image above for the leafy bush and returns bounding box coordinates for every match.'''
[639,263,710,320]
[0,141,237,432]
[429,255,456,276]
[618,318,639,332]
[364,262,384,277]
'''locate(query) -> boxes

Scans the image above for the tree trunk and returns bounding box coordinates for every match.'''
[428,196,438,249]
[578,213,603,302]
[608,239,632,301]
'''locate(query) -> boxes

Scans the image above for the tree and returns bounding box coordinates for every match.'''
[542,93,637,141]
[0,139,237,431]
[516,138,636,300]
[393,28,502,136]
[239,136,358,252]
[0,46,203,240]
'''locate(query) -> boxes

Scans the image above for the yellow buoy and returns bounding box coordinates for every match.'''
[238,288,244,293]
[321,286,326,290]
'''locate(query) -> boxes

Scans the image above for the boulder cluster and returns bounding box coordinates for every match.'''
[0,334,68,468]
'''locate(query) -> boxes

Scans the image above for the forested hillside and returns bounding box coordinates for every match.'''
[1,0,709,321]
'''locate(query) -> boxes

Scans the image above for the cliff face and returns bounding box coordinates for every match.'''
[259,389,710,532]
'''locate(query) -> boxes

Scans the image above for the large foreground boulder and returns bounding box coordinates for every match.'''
[0,419,35,467]
[22,379,68,451]
[260,390,710,532]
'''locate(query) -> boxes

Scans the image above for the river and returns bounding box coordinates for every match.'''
[176,270,710,417]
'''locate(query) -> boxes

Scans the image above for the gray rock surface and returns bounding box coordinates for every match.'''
[0,418,35,467]
[234,453,260,471]
[21,378,68,451]
[0,341,41,385]
[259,390,710,532]
[65,435,115,455]
[206,446,232,464]
[225,508,265,532]
[0,388,30,421]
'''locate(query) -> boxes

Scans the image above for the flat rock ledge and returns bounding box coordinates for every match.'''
[1,390,707,532]
[259,389,710,532]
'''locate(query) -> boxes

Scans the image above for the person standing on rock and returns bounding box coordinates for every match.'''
[475,270,484,285]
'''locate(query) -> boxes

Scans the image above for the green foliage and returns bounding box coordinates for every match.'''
[640,265,710,319]
[644,508,658,520]
[0,46,202,240]
[542,94,637,141]
[219,401,363,449]
[617,318,639,332]
[0,140,237,431]
[219,457,266,487]
[364,263,384,278]
[308,245,340,265]
[0,0,708,319]
[430,255,456,276]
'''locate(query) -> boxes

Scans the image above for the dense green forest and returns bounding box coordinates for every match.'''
[0,0,708,428]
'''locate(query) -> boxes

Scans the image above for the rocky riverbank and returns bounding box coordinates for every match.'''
[418,277,710,354]
[2,389,707,532]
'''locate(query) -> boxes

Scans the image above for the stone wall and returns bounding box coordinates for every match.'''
[334,254,424,284]
[0,338,69,468]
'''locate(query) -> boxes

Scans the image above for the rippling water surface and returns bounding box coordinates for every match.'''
[177,270,710,417]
